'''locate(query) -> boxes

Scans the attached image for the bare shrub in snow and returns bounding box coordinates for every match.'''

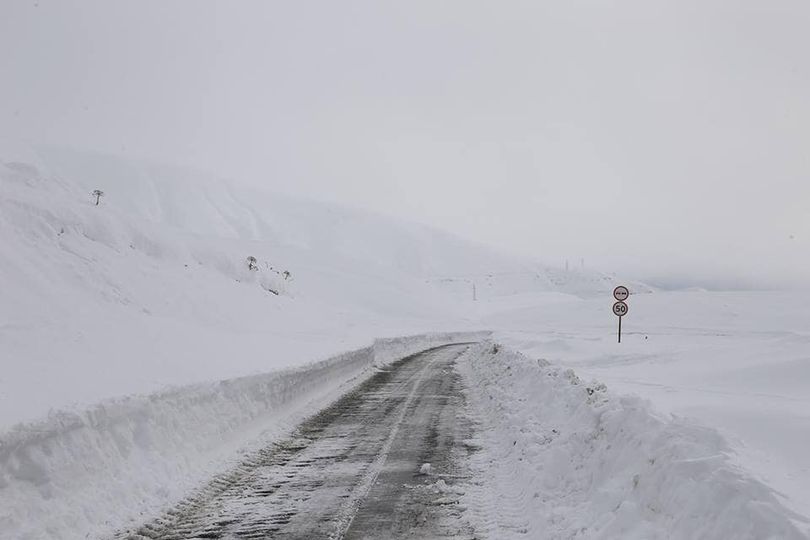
[92,189,104,206]
[246,256,258,271]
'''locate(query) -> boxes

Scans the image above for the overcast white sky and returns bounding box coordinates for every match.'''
[1,0,808,287]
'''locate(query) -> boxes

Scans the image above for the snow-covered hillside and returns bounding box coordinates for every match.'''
[0,145,622,430]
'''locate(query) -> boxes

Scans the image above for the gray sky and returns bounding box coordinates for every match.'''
[2,0,809,287]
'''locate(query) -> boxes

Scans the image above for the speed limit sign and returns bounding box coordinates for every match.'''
[611,285,630,343]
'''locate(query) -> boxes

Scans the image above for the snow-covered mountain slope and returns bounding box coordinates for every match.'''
[26,145,541,279]
[0,146,626,429]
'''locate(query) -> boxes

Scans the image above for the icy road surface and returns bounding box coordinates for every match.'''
[118,344,476,539]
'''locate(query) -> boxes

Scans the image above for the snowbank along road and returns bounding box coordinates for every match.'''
[116,343,476,539]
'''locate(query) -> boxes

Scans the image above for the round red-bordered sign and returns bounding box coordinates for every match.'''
[613,286,629,302]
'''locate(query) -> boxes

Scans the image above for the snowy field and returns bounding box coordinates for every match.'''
[458,342,807,538]
[477,290,810,528]
[1,146,809,538]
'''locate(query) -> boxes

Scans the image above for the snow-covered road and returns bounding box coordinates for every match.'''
[115,344,476,539]
[108,340,807,540]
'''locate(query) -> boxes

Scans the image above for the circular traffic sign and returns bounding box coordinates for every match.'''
[612,301,628,317]
[613,286,629,302]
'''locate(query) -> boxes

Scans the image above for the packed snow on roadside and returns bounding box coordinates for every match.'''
[0,332,487,540]
[457,343,808,539]
[475,289,810,525]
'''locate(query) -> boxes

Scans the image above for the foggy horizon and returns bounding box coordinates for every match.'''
[2,0,808,289]
[4,4,810,536]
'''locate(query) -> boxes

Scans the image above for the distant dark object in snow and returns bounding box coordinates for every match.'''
[92,189,104,206]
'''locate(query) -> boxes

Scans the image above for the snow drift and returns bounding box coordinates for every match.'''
[457,343,808,539]
[0,332,488,540]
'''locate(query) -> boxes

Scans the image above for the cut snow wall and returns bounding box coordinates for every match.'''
[373,330,490,367]
[458,343,808,540]
[0,331,488,540]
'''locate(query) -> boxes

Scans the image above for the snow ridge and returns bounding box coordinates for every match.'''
[457,343,808,539]
[0,332,488,540]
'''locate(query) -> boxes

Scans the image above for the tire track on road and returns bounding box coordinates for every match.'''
[115,343,477,540]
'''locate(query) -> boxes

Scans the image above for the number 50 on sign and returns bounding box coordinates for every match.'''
[612,286,629,343]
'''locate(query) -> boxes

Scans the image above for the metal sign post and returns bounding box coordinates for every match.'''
[612,286,630,343]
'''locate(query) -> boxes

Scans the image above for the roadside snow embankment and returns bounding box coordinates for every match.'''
[0,332,487,540]
[458,344,808,539]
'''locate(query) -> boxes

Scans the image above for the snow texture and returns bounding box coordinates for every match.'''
[457,343,808,539]
[0,332,487,540]
[477,288,810,524]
